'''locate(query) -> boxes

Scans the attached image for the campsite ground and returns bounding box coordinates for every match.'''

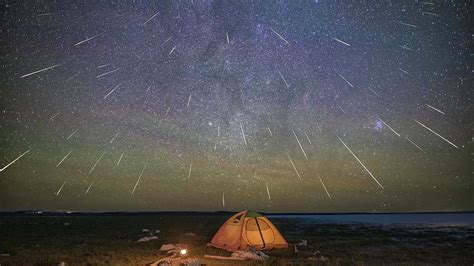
[0,213,473,265]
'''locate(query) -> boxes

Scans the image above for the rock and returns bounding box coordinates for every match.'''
[309,255,329,262]
[159,244,176,252]
[298,240,308,246]
[313,250,322,256]
[142,229,150,233]
[179,258,201,265]
[231,250,269,260]
[136,236,159,242]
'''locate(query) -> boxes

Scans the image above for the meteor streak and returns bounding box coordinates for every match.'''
[315,121,322,132]
[0,149,31,172]
[378,117,400,137]
[142,11,160,25]
[338,73,354,87]
[337,136,384,189]
[267,125,273,137]
[162,36,172,46]
[318,174,332,199]
[304,131,312,145]
[422,11,440,17]
[110,132,120,143]
[399,45,414,51]
[85,182,94,195]
[278,70,290,88]
[398,21,417,28]
[88,152,105,175]
[65,73,78,82]
[131,163,147,194]
[186,93,192,108]
[292,129,308,159]
[331,36,351,46]
[287,154,302,181]
[169,46,176,55]
[266,182,271,200]
[97,68,121,78]
[56,151,72,168]
[55,181,67,196]
[103,84,120,99]
[49,112,60,120]
[414,120,458,148]
[398,68,409,75]
[368,88,380,97]
[116,153,124,166]
[240,122,248,147]
[21,64,62,78]
[188,161,193,179]
[74,34,100,46]
[406,137,424,152]
[269,27,289,44]
[425,104,445,115]
[67,128,79,140]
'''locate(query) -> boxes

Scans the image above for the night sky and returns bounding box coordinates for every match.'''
[0,1,472,212]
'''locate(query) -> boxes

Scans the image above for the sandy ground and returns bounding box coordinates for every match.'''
[0,213,473,265]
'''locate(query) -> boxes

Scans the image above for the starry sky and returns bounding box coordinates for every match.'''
[0,0,472,212]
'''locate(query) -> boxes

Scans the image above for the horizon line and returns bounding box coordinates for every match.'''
[1,210,473,215]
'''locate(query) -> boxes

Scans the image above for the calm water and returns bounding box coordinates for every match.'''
[269,213,474,226]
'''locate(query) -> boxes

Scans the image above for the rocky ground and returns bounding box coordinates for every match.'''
[0,213,472,265]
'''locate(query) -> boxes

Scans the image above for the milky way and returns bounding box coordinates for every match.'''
[0,1,471,212]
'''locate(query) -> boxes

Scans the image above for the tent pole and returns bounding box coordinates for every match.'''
[254,217,266,248]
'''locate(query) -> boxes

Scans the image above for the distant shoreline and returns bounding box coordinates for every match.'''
[3,211,473,226]
[0,210,473,216]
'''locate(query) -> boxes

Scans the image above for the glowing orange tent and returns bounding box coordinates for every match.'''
[210,211,289,252]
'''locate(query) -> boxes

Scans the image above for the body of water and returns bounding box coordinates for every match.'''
[269,213,474,226]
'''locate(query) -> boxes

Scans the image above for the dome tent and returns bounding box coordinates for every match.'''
[210,210,288,252]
